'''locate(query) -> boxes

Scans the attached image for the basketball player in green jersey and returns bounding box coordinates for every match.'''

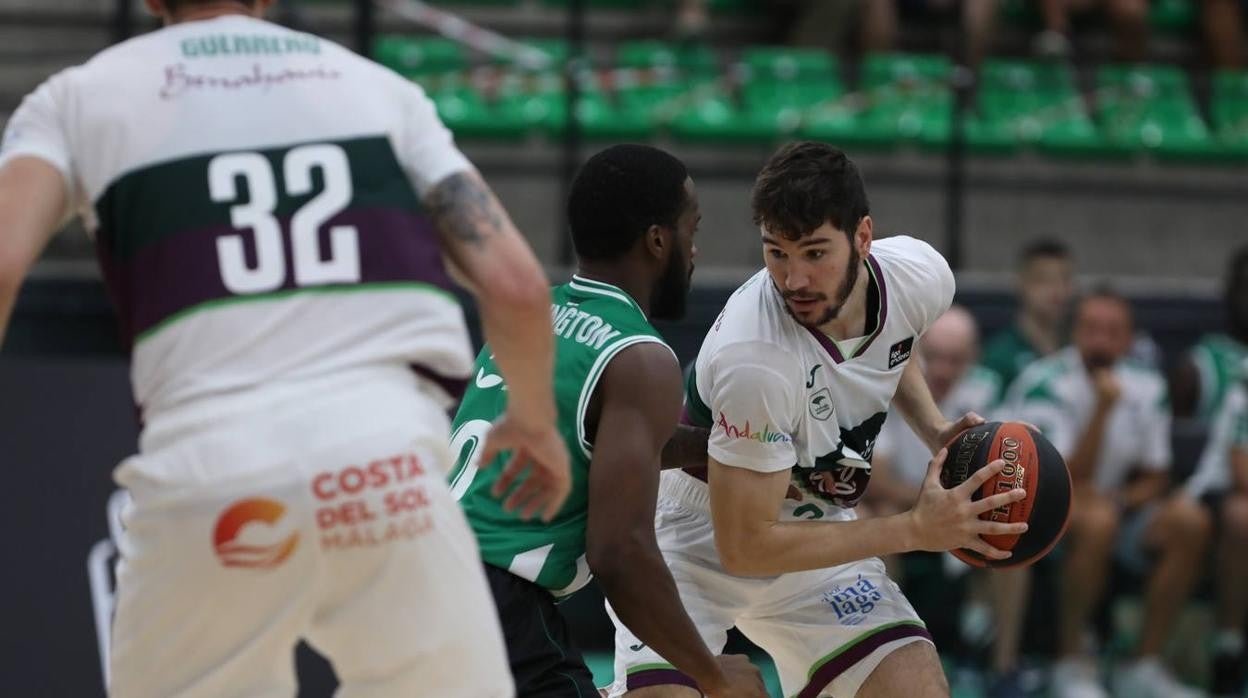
[449,145,766,698]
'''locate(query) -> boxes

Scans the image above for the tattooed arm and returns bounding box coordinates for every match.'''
[425,170,569,520]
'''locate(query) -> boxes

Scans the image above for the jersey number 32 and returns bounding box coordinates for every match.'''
[209,144,361,294]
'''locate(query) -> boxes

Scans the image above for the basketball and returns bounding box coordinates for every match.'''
[940,421,1072,569]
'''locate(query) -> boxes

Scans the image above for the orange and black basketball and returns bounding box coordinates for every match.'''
[940,421,1072,569]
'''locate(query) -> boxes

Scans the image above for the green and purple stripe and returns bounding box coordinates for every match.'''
[92,135,454,345]
[794,620,931,698]
[625,663,699,692]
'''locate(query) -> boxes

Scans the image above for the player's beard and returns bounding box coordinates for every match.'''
[783,245,861,328]
[651,246,691,321]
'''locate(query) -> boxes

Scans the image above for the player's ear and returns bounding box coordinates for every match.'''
[855,216,873,257]
[644,223,668,261]
[143,0,166,17]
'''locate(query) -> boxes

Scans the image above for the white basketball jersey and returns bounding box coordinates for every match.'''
[683,235,956,522]
[0,15,474,420]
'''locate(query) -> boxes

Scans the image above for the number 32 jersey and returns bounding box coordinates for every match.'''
[683,236,955,522]
[0,15,473,420]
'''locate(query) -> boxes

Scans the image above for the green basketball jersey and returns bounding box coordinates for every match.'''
[981,324,1045,402]
[448,275,670,598]
[1189,333,1248,419]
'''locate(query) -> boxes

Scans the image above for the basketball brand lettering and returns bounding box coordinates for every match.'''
[991,436,1026,522]
[950,429,989,486]
[716,412,792,444]
[822,576,883,625]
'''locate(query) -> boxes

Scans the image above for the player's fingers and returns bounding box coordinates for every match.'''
[968,540,1012,560]
[970,487,1027,515]
[542,471,571,522]
[957,412,986,429]
[505,476,544,519]
[923,448,949,487]
[492,451,530,497]
[954,459,1005,497]
[978,520,1030,536]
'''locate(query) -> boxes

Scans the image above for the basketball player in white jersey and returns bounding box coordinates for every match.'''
[609,142,1028,698]
[0,1,571,696]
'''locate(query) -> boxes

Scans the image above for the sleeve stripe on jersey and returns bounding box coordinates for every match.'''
[574,335,675,461]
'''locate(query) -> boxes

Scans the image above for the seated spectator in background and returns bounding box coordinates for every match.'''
[871,306,1035,697]
[675,0,708,41]
[982,239,1075,401]
[782,0,998,70]
[1033,0,1149,62]
[860,0,1000,70]
[1171,247,1248,422]
[1202,0,1245,68]
[1004,289,1207,698]
[1182,360,1248,697]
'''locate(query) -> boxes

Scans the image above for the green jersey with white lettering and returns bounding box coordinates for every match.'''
[448,276,671,597]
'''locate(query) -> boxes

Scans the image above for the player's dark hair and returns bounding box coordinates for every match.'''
[750,141,870,240]
[567,144,689,261]
[1018,239,1071,268]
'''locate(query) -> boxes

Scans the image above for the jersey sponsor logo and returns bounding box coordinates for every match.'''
[888,337,915,369]
[716,412,792,445]
[628,642,647,652]
[809,387,833,421]
[159,63,342,100]
[822,575,884,625]
[312,454,436,551]
[213,498,299,569]
[806,363,823,389]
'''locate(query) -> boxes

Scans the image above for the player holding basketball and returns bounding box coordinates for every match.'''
[449,145,766,698]
[609,142,1028,698]
[0,1,569,696]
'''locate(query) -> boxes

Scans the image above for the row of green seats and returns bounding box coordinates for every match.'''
[406,46,1247,162]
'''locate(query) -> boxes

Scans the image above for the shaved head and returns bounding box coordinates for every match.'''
[919,305,980,403]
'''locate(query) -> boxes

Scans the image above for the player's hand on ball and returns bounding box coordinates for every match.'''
[482,411,572,522]
[932,411,986,452]
[908,448,1029,561]
[703,654,768,698]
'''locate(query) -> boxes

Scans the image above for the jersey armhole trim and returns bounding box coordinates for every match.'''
[574,335,674,461]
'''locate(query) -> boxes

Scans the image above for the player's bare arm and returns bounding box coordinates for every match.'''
[425,169,570,520]
[1065,368,1120,484]
[586,344,766,698]
[893,354,984,453]
[708,450,1028,577]
[1233,445,1248,492]
[0,157,67,348]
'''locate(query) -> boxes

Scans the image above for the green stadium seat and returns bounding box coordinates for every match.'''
[429,87,527,140]
[1093,64,1213,158]
[849,53,954,149]
[374,36,465,74]
[975,59,1092,154]
[616,41,719,75]
[493,38,570,70]
[740,46,836,81]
